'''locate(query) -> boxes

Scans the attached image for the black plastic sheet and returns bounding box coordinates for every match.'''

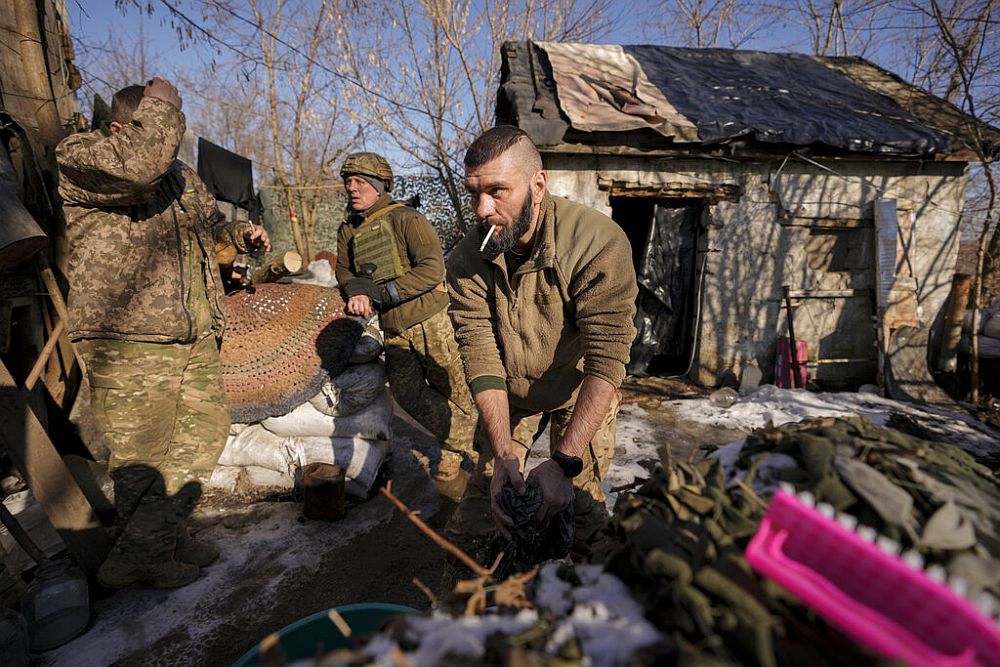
[628,204,698,375]
[623,46,951,155]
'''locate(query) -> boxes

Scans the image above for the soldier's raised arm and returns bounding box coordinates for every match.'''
[57,78,185,208]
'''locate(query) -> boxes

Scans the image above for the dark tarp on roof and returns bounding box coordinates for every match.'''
[622,46,951,156]
[499,41,963,157]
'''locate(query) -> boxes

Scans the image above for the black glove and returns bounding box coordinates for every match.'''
[343,275,382,306]
[379,280,401,309]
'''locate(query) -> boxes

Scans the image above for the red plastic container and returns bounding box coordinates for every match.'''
[774,336,808,389]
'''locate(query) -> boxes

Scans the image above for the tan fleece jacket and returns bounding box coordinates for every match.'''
[447,193,638,413]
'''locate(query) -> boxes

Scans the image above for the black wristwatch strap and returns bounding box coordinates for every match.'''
[552,451,584,478]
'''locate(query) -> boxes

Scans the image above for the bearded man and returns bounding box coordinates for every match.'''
[445,125,638,557]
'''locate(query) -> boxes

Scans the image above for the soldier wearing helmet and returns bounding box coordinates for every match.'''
[337,152,476,500]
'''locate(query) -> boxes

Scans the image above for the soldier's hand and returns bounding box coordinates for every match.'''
[527,459,574,525]
[490,457,524,539]
[346,295,373,319]
[244,225,271,251]
[145,77,182,111]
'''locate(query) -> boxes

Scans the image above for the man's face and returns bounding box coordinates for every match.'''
[345,175,381,212]
[464,151,545,255]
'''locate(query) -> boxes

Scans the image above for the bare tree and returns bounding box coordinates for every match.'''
[925,0,999,402]
[331,0,622,232]
[650,0,775,48]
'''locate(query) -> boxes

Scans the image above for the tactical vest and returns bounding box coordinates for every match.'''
[351,202,407,283]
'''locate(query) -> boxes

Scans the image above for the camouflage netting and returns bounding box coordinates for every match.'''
[271,416,999,666]
[258,175,471,266]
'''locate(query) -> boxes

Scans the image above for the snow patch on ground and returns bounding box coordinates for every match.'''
[39,430,439,667]
[668,385,1000,460]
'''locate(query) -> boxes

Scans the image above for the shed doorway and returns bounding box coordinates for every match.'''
[610,197,701,376]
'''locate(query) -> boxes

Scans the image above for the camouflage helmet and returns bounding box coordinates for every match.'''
[340,152,393,192]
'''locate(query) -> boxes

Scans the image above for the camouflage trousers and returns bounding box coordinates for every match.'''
[445,393,621,566]
[76,332,230,495]
[384,307,477,465]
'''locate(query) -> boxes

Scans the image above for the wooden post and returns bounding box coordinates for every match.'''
[783,285,802,389]
[939,274,971,373]
[0,361,109,574]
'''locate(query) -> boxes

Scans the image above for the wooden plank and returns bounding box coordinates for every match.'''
[781,217,871,229]
[786,289,872,299]
[0,360,109,574]
[874,200,920,329]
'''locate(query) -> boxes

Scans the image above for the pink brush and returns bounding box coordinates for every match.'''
[746,486,1000,667]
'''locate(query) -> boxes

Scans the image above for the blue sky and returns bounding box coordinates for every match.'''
[64,1,924,174]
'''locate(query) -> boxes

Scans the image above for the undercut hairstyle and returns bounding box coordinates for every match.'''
[464,125,542,174]
[111,85,146,125]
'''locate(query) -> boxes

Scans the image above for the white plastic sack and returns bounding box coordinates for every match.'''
[350,323,383,364]
[263,390,392,440]
[215,425,389,497]
[296,436,388,495]
[291,259,336,288]
[208,465,295,491]
[310,361,387,417]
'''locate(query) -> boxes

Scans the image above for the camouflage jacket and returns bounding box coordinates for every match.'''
[56,97,249,343]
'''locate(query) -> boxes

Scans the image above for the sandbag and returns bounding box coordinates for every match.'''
[296,435,388,493]
[208,465,294,491]
[263,390,392,440]
[959,332,1000,359]
[218,424,299,475]
[291,259,337,288]
[215,424,388,497]
[350,323,383,364]
[309,361,387,417]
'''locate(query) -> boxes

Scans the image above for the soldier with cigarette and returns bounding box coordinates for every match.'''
[446,125,638,555]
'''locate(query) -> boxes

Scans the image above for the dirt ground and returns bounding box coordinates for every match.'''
[39,378,742,667]
[42,376,998,666]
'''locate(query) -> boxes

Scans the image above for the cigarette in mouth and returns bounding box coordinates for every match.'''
[479,224,497,252]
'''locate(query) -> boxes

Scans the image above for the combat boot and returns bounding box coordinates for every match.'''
[97,554,200,590]
[175,525,219,567]
[433,451,469,503]
[97,470,200,589]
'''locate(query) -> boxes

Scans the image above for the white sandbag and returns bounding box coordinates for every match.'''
[310,361,387,416]
[291,259,336,288]
[264,391,392,440]
[296,435,389,496]
[215,426,388,497]
[218,424,299,476]
[207,465,294,491]
[350,323,383,364]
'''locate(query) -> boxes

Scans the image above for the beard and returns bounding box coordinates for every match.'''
[483,192,534,256]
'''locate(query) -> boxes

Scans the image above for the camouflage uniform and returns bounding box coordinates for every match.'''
[56,95,244,587]
[336,187,476,484]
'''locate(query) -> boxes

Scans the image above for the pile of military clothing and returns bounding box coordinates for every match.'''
[277,415,998,666]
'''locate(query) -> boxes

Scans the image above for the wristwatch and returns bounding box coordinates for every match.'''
[552,451,584,478]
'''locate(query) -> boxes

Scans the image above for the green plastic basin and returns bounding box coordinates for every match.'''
[231,603,416,666]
